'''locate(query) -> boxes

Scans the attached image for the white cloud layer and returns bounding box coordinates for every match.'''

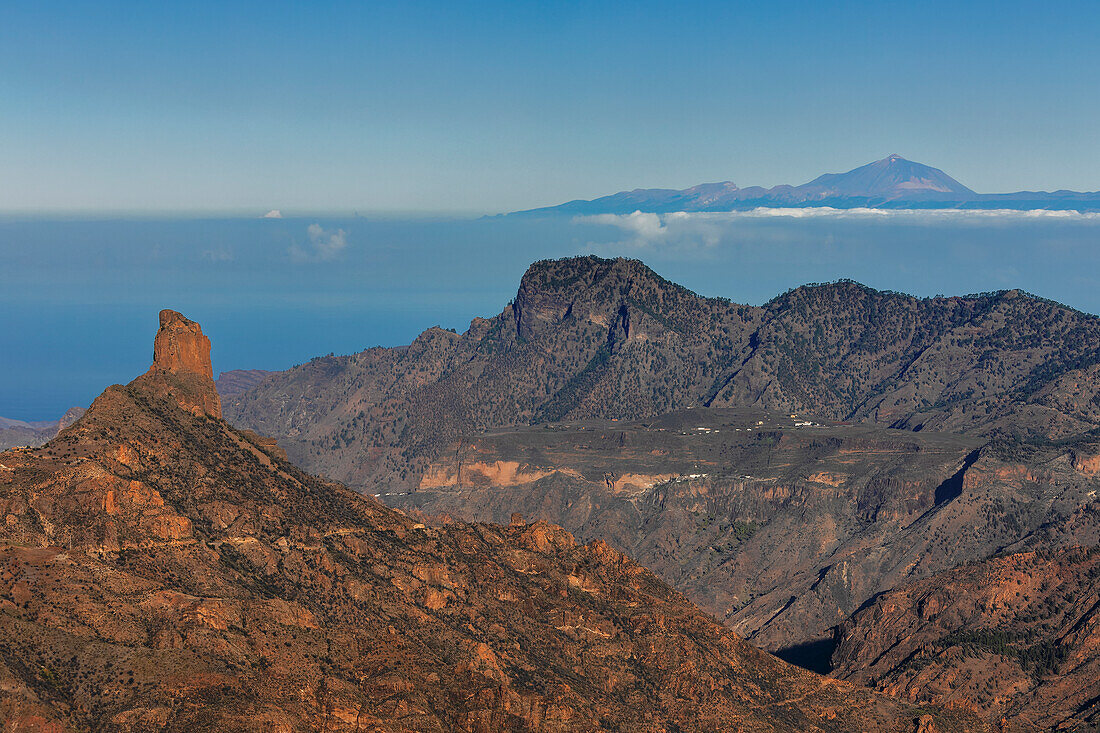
[716,207,1100,221]
[574,207,1100,250]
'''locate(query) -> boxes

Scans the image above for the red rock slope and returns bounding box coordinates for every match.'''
[831,546,1100,730]
[0,312,985,731]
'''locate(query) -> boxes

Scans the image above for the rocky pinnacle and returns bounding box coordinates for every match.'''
[143,309,221,418]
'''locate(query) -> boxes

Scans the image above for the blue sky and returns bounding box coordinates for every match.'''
[2,0,1099,214]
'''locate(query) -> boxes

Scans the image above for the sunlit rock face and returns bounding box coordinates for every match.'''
[151,309,215,380]
[0,309,988,731]
[141,309,222,418]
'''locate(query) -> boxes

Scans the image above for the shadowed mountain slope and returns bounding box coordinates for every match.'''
[0,312,985,731]
[225,256,1100,491]
[0,408,85,451]
[216,369,278,399]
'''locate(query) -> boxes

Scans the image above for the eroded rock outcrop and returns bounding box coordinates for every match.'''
[151,309,214,378]
[140,309,221,418]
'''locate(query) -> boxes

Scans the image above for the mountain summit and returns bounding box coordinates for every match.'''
[797,154,975,199]
[510,155,1100,215]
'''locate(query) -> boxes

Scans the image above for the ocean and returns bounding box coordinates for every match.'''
[3,209,1098,420]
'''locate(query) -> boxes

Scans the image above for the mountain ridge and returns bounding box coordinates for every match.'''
[831,545,1100,729]
[507,155,1100,215]
[226,255,1100,491]
[220,256,1100,727]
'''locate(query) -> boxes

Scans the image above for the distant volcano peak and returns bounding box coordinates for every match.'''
[508,155,1100,216]
[803,156,975,198]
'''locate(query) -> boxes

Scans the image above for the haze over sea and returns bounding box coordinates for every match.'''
[4,212,1098,421]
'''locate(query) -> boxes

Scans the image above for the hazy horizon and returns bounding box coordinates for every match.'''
[3,152,1100,219]
[5,211,1100,421]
